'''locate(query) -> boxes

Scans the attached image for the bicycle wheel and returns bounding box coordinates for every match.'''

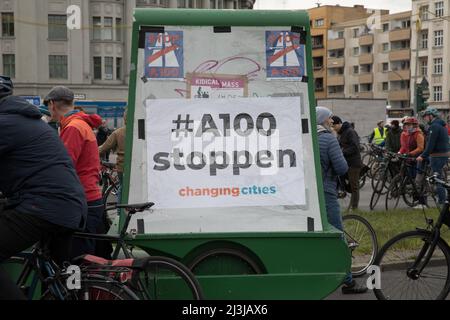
[136,256,203,300]
[342,215,378,277]
[385,175,402,210]
[77,274,139,300]
[373,230,450,300]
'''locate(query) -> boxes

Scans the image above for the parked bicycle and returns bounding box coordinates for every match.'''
[374,174,450,300]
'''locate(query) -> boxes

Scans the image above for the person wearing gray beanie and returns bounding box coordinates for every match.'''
[316,106,368,294]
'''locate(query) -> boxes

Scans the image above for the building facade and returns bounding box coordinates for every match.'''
[411,0,450,112]
[327,11,412,108]
[0,0,255,102]
[308,5,384,100]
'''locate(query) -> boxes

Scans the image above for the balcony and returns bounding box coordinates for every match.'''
[359,34,374,46]
[328,38,345,50]
[359,53,373,65]
[327,75,345,86]
[358,92,374,99]
[328,57,344,68]
[328,92,345,98]
[388,69,410,81]
[389,49,410,61]
[389,89,410,101]
[389,28,411,42]
[359,73,373,84]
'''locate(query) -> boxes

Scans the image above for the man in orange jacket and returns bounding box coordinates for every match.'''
[46,86,105,258]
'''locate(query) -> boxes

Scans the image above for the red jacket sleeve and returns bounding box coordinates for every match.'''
[60,126,84,167]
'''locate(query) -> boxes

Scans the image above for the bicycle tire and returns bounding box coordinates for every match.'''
[342,215,378,277]
[385,175,402,210]
[138,256,204,300]
[373,230,450,300]
[102,182,119,207]
[369,177,385,210]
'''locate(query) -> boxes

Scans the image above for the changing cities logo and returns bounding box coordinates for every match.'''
[265,31,306,79]
[144,31,184,79]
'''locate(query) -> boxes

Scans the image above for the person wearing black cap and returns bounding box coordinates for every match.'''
[46,86,108,259]
[0,76,87,299]
[331,115,362,212]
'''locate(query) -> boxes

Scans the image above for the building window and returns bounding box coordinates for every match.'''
[104,56,113,80]
[420,5,429,20]
[116,18,122,41]
[434,30,444,47]
[382,43,389,52]
[420,58,428,76]
[315,19,324,27]
[103,17,113,40]
[382,82,389,91]
[401,20,411,29]
[313,56,323,70]
[312,35,324,49]
[93,57,102,80]
[116,57,122,80]
[421,30,428,49]
[2,54,15,78]
[93,17,102,40]
[382,23,389,32]
[48,15,67,40]
[1,12,14,37]
[314,78,324,91]
[49,55,68,79]
[353,65,359,74]
[337,31,344,39]
[353,28,359,38]
[434,57,443,74]
[354,84,359,93]
[435,1,444,18]
[434,86,443,101]
[353,47,359,56]
[382,62,389,72]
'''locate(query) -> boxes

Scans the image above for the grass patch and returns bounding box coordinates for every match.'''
[346,208,450,250]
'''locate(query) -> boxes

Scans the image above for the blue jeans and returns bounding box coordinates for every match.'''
[430,157,448,205]
[325,191,352,284]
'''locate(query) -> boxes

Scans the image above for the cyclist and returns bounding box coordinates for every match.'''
[385,120,402,153]
[45,86,105,259]
[316,107,367,294]
[399,117,424,158]
[0,76,87,299]
[417,107,449,208]
[368,120,387,147]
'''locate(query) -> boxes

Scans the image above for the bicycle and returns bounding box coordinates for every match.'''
[373,174,450,300]
[342,214,378,277]
[73,202,204,300]
[385,156,436,210]
[100,161,120,207]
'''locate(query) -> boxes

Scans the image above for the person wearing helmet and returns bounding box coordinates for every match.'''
[368,120,388,146]
[399,117,424,157]
[417,107,449,207]
[0,76,87,299]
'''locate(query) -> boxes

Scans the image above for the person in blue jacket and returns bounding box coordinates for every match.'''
[316,106,367,295]
[417,107,449,207]
[0,76,87,299]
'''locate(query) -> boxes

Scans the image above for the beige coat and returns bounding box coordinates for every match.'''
[99,126,126,172]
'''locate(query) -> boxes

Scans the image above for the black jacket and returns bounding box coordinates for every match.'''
[385,126,402,153]
[0,95,87,230]
[337,122,362,168]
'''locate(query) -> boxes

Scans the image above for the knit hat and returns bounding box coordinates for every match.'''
[316,106,333,125]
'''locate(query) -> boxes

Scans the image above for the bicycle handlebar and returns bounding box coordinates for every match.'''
[427,174,450,189]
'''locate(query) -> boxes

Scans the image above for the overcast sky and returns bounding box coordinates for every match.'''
[254,0,411,13]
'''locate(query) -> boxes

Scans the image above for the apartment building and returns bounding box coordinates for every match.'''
[411,0,450,112]
[0,0,255,101]
[308,5,383,100]
[327,11,412,108]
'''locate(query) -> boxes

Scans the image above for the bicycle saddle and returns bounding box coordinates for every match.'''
[116,202,155,213]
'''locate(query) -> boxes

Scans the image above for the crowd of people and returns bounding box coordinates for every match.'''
[0,76,126,299]
[316,105,450,294]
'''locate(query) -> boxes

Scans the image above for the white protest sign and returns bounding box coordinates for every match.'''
[145,97,305,209]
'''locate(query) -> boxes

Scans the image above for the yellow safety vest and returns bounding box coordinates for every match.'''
[373,127,387,145]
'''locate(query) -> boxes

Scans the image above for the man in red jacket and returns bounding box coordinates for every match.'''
[46,86,104,258]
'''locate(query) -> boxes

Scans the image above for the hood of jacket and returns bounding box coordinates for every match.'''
[60,111,102,130]
[0,95,42,119]
[338,121,352,134]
